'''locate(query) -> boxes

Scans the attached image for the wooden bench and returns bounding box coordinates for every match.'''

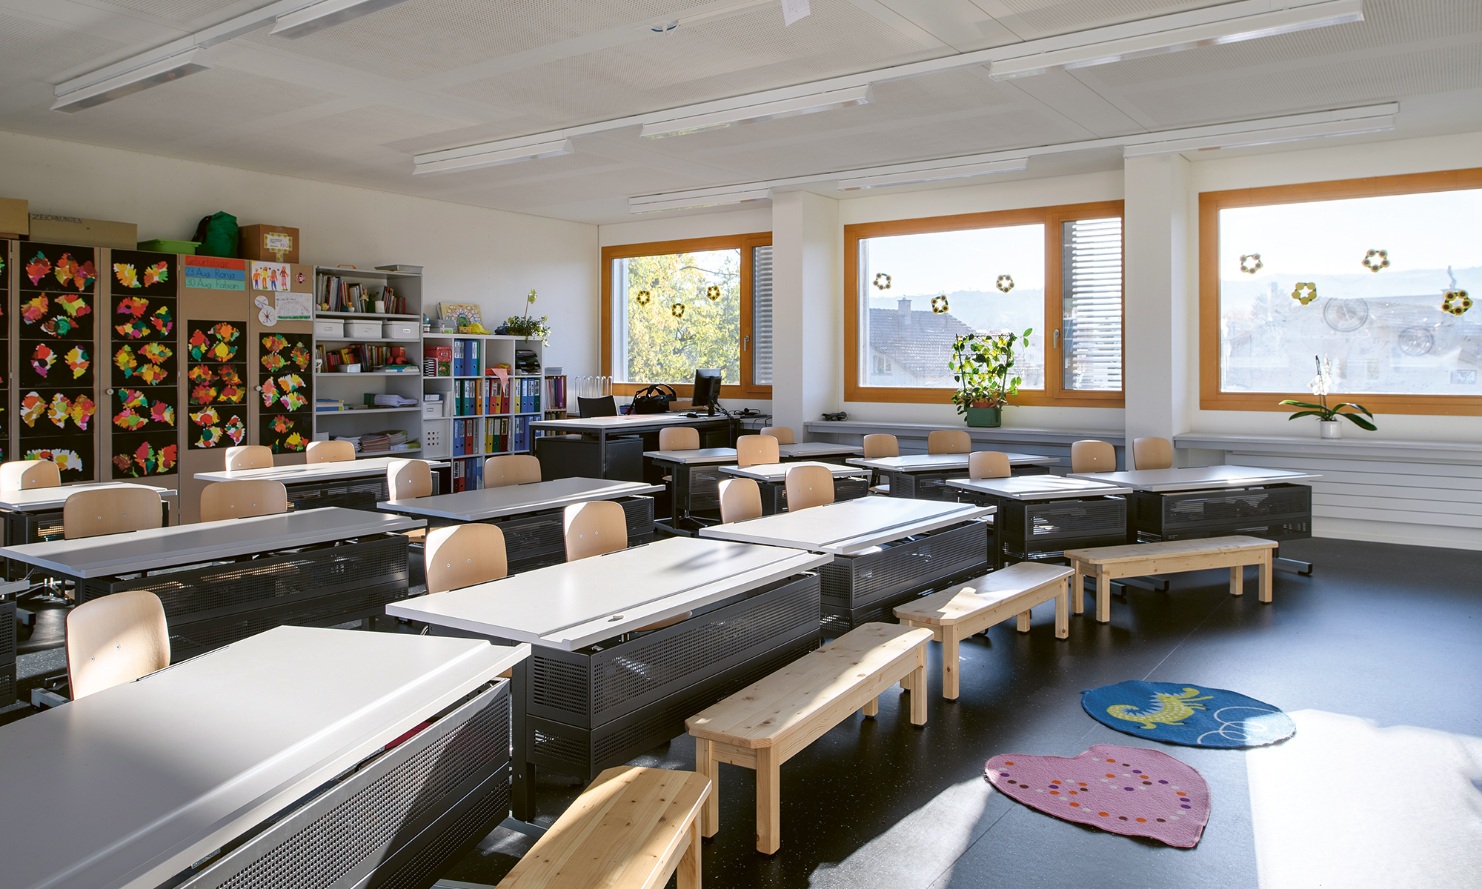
[497,766,711,889]
[894,562,1072,700]
[1064,535,1278,624]
[685,622,932,854]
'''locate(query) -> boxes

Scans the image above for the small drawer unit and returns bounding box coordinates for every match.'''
[383,321,418,340]
[345,320,382,337]
[313,319,344,338]
[421,402,444,419]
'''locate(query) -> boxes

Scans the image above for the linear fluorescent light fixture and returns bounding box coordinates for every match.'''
[640,85,872,139]
[413,138,573,175]
[990,0,1363,79]
[1122,110,1395,157]
[629,188,772,214]
[52,48,210,113]
[272,0,412,38]
[837,157,1028,191]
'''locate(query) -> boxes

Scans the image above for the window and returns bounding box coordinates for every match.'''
[844,202,1123,406]
[1199,169,1482,415]
[602,234,772,399]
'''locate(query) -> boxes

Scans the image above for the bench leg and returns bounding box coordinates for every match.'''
[1054,577,1069,639]
[678,815,702,889]
[1015,610,1031,633]
[1259,550,1273,604]
[1230,565,1244,597]
[861,696,879,718]
[1096,569,1113,624]
[756,746,781,855]
[906,646,928,725]
[941,627,960,701]
[1071,561,1085,615]
[696,738,720,839]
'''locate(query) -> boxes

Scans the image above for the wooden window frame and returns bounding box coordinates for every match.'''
[601,233,773,400]
[843,201,1125,407]
[1199,168,1482,416]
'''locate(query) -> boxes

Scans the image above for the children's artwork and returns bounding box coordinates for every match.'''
[19,291,95,339]
[110,433,179,478]
[110,250,177,296]
[188,321,241,362]
[250,261,290,292]
[112,388,177,432]
[440,303,482,329]
[114,295,176,341]
[19,342,94,388]
[274,292,313,320]
[189,407,247,449]
[188,364,246,405]
[260,412,310,453]
[186,320,249,450]
[21,245,97,293]
[256,332,314,453]
[19,390,97,432]
[112,342,176,387]
[22,441,90,483]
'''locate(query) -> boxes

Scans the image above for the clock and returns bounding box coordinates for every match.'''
[1323,297,1369,331]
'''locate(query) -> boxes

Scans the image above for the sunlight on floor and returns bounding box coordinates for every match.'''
[809,777,990,888]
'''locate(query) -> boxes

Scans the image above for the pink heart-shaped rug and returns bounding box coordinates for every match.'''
[985,744,1210,847]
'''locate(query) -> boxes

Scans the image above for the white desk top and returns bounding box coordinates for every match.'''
[700,496,992,555]
[0,507,422,578]
[777,442,862,458]
[947,475,1132,500]
[195,455,442,484]
[847,452,1059,472]
[1066,465,1320,492]
[0,626,527,889]
[531,414,726,432]
[380,477,661,521]
[0,482,174,512]
[387,536,830,650]
[719,461,864,483]
[642,447,738,465]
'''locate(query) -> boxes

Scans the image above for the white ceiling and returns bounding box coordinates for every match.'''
[1,0,1480,225]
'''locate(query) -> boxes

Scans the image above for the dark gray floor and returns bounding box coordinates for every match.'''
[437,536,1482,888]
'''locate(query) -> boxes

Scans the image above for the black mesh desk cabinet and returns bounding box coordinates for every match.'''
[532,413,736,481]
[0,627,528,889]
[701,497,995,631]
[380,477,661,572]
[848,452,1058,501]
[195,456,442,512]
[0,597,14,708]
[949,475,1132,568]
[643,447,737,526]
[386,536,831,822]
[0,482,174,578]
[719,461,870,515]
[0,508,421,661]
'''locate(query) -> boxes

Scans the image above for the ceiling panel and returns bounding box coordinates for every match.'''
[96,0,261,28]
[979,0,1230,40]
[0,11,132,80]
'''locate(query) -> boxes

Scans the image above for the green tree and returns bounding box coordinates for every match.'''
[623,249,741,384]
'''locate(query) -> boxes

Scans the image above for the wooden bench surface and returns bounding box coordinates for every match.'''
[498,766,710,889]
[1064,534,1276,565]
[686,622,931,749]
[895,563,1072,627]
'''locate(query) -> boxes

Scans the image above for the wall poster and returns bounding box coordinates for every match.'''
[107,250,179,478]
[185,320,248,450]
[257,332,313,453]
[17,243,97,482]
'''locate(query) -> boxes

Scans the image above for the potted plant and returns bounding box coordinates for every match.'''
[500,289,550,344]
[949,328,1032,428]
[1279,355,1376,438]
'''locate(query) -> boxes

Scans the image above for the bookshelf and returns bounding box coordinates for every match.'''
[421,334,546,491]
[544,374,568,419]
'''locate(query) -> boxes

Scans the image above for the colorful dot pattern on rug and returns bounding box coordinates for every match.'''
[984,745,1211,848]
[1081,680,1296,748]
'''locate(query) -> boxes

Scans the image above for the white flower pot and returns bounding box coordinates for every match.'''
[1319,420,1341,439]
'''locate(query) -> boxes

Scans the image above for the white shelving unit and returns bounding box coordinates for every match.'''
[421,334,545,491]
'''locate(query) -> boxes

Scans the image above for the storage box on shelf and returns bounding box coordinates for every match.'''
[421,333,546,491]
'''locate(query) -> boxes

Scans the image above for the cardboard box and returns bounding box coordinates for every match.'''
[0,197,28,237]
[239,224,300,264]
[28,214,136,249]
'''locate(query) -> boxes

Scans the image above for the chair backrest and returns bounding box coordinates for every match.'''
[927,429,972,455]
[484,454,542,488]
[1132,436,1174,471]
[0,459,60,491]
[784,464,835,511]
[65,590,169,700]
[718,478,763,524]
[564,500,628,561]
[861,434,899,458]
[969,450,1011,480]
[1070,439,1117,473]
[759,426,795,445]
[658,426,700,451]
[388,458,433,500]
[63,487,163,540]
[577,395,618,417]
[199,480,288,522]
[305,439,356,464]
[224,445,273,472]
[736,434,779,469]
[424,524,508,595]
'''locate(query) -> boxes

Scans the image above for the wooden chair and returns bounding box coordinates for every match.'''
[784,464,834,511]
[63,487,163,539]
[0,459,60,491]
[305,439,356,464]
[969,451,1011,480]
[65,590,169,700]
[564,500,627,561]
[927,429,971,455]
[659,426,700,451]
[861,434,898,458]
[718,478,762,524]
[759,425,795,445]
[388,458,433,500]
[1132,436,1174,471]
[485,454,541,488]
[199,480,288,522]
[224,445,273,472]
[1070,439,1116,473]
[736,434,779,469]
[425,524,507,595]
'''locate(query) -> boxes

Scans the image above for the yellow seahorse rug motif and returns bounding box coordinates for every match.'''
[1106,687,1213,729]
[1082,680,1297,748]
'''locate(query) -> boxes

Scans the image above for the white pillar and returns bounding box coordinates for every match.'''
[770,191,841,431]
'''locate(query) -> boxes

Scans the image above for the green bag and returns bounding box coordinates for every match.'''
[191,211,239,258]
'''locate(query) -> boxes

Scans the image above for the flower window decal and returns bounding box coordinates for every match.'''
[671,303,686,318]
[872,272,892,291]
[1239,254,1263,274]
[1291,282,1318,305]
[705,285,721,301]
[996,275,1014,293]
[1442,290,1472,316]
[1362,249,1389,273]
[635,289,651,307]
[931,294,949,314]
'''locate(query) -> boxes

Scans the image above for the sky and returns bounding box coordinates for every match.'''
[861,224,1046,295]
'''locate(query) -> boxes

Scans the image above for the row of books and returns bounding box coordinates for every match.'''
[449,456,483,492]
[448,416,534,459]
[320,344,415,372]
[320,277,408,314]
[543,375,567,411]
[448,340,484,377]
[448,377,541,416]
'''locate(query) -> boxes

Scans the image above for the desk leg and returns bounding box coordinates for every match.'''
[510,659,537,822]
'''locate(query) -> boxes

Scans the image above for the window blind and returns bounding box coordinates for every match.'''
[1061,217,1122,391]
[752,245,773,386]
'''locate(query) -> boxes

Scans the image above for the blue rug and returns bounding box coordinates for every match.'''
[1082,681,1296,749]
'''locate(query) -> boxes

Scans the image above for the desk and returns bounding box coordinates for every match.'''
[0,626,527,889]
[0,482,175,555]
[777,441,862,461]
[195,456,444,512]
[947,476,1131,568]
[1067,465,1319,573]
[720,461,869,513]
[701,497,993,630]
[847,452,1058,500]
[532,414,735,481]
[380,477,662,571]
[643,447,736,526]
[388,536,829,821]
[0,508,421,659]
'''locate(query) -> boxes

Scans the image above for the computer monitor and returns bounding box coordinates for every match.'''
[692,368,722,416]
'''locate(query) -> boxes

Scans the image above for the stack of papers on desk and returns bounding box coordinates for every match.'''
[374,394,418,407]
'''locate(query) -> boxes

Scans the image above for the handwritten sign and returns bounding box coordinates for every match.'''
[183,256,246,292]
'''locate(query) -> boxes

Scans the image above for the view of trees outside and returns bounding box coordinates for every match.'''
[1219,190,1482,396]
[615,249,742,385]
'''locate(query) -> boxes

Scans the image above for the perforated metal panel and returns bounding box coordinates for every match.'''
[1130,483,1312,542]
[0,602,14,708]
[819,520,988,630]
[997,496,1128,562]
[286,476,389,512]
